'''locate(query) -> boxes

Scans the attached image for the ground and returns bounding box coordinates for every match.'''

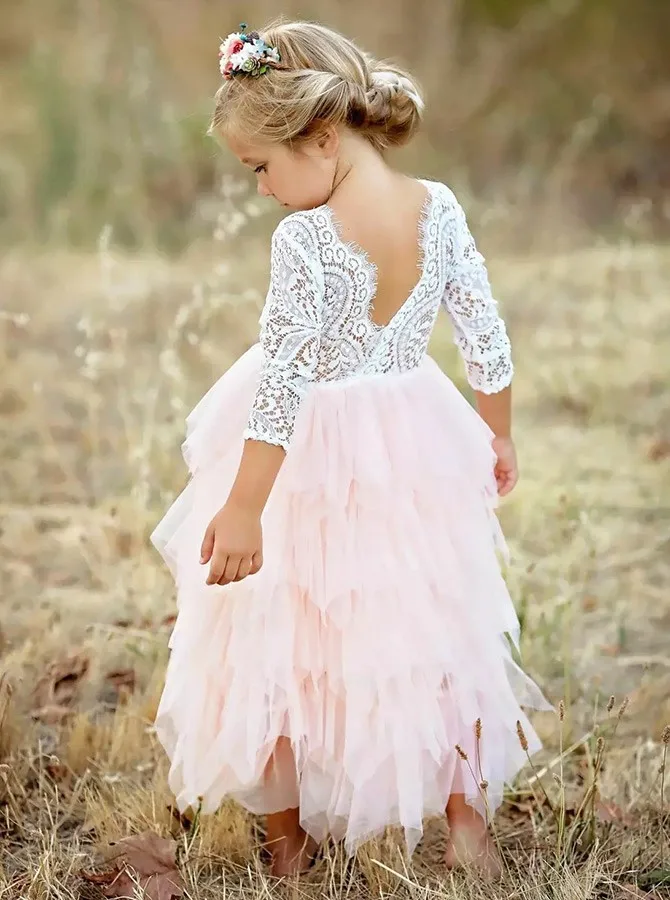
[0,234,669,898]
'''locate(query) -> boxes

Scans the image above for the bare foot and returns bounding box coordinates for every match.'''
[445,822,502,879]
[269,833,318,877]
[445,794,502,879]
[265,808,318,877]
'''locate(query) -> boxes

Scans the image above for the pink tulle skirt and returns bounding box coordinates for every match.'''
[151,345,551,855]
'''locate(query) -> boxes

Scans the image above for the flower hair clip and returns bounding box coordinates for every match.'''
[219,23,281,79]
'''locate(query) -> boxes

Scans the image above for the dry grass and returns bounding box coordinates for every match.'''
[0,182,669,897]
[1,1,669,895]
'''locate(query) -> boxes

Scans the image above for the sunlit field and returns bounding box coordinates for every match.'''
[1,0,669,896]
[1,215,669,896]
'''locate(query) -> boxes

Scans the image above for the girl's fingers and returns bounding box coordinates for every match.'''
[200,523,215,564]
[206,551,226,585]
[498,468,518,497]
[234,556,252,582]
[206,552,262,586]
[219,554,242,585]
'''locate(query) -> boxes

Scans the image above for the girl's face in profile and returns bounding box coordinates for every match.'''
[226,130,339,212]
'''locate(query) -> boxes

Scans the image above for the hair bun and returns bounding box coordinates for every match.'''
[363,65,424,150]
[369,70,424,113]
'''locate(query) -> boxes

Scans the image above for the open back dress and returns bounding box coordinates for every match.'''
[151,179,550,856]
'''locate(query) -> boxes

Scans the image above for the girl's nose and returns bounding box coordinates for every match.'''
[257,181,272,198]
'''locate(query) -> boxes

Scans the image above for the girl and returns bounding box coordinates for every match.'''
[151,20,550,879]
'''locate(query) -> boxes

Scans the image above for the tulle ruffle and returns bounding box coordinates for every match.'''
[152,345,551,855]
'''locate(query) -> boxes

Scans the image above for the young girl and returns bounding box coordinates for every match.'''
[151,20,550,878]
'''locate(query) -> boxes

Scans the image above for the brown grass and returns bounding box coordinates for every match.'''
[1,0,669,895]
[0,183,669,895]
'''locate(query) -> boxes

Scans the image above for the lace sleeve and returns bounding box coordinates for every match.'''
[243,218,323,450]
[441,191,513,394]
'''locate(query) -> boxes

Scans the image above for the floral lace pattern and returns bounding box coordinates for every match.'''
[243,180,513,449]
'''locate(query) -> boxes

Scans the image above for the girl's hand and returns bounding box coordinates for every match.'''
[200,501,263,586]
[491,435,518,497]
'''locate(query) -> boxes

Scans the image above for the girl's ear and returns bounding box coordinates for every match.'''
[314,123,340,158]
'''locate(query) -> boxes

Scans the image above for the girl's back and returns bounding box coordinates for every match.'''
[327,172,429,327]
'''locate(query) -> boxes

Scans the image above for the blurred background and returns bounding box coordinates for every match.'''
[1,3,670,894]
[1,0,669,252]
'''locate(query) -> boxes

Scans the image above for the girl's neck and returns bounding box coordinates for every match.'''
[327,132,406,213]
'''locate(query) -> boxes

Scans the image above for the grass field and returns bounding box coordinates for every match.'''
[0,193,669,897]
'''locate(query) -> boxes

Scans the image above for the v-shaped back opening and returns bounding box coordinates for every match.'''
[321,179,434,330]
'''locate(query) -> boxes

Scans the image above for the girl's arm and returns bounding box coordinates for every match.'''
[474,386,517,496]
[201,220,323,586]
[226,440,286,513]
[475,385,511,439]
[440,188,517,495]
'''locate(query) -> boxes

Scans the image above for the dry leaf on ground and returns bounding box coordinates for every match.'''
[31,703,75,725]
[595,799,635,827]
[32,652,89,711]
[105,668,136,695]
[81,830,184,900]
[647,438,670,461]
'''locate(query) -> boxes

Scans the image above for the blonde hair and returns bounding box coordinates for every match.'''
[210,21,424,153]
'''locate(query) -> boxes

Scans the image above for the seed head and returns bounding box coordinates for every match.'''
[558,700,565,722]
[617,697,629,719]
[596,736,605,754]
[516,720,529,752]
[661,725,670,745]
[455,744,468,761]
[475,718,482,741]
[606,695,615,714]
[480,780,489,791]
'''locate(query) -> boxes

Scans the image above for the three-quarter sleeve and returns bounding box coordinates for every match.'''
[243,219,323,450]
[441,192,513,394]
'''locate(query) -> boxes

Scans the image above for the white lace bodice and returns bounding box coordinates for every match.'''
[244,180,513,449]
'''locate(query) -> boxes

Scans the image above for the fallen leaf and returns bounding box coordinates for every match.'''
[81,830,184,900]
[45,761,71,783]
[105,669,136,697]
[595,799,634,827]
[647,438,670,462]
[32,652,89,711]
[31,704,75,725]
[581,594,599,612]
[614,885,652,899]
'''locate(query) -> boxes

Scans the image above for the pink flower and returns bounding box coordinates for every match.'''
[221,34,244,60]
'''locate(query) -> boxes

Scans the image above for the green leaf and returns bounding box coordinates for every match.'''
[637,869,670,889]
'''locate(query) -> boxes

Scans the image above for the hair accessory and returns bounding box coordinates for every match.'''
[219,23,281,79]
